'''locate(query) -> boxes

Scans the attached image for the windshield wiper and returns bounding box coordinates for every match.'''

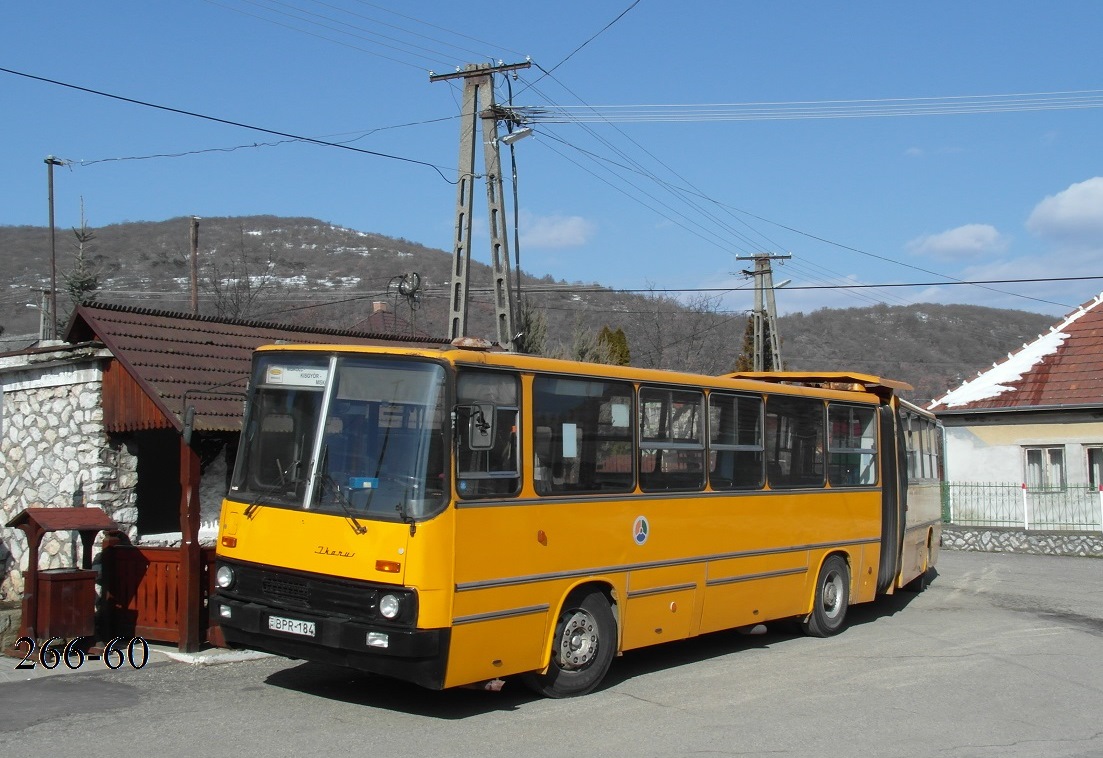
[395,495,415,535]
[244,491,264,519]
[317,447,367,535]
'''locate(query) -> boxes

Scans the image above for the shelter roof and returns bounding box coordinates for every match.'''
[65,301,449,433]
[929,293,1103,413]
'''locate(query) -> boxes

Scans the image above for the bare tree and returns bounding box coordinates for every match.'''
[203,225,291,320]
[629,286,736,375]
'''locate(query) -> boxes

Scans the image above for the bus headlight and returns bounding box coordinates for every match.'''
[378,593,401,619]
[215,565,235,589]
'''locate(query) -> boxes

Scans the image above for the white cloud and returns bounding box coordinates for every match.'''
[1026,176,1103,244]
[907,223,1010,259]
[903,146,962,158]
[519,212,596,249]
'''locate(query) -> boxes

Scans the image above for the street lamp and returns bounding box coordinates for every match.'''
[26,294,51,341]
[45,156,64,340]
[499,126,533,341]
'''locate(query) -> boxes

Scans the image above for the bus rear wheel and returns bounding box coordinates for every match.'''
[903,540,932,593]
[801,555,850,637]
[523,590,616,698]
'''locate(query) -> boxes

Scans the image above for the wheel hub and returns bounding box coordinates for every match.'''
[823,572,843,617]
[557,610,599,670]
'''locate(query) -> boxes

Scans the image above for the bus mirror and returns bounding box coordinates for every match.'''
[467,403,495,450]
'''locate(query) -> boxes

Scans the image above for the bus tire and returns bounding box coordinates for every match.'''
[801,555,850,638]
[523,590,616,698]
[903,540,932,593]
[903,568,929,593]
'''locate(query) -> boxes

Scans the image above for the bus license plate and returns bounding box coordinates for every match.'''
[268,615,316,637]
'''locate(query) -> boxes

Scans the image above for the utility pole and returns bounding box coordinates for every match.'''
[45,156,64,340]
[431,60,530,349]
[190,216,201,315]
[738,253,791,371]
[35,289,51,340]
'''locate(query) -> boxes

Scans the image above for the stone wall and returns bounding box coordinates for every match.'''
[942,524,1103,557]
[0,346,137,602]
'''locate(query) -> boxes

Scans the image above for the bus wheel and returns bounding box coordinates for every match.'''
[903,542,931,593]
[801,555,849,638]
[523,590,616,698]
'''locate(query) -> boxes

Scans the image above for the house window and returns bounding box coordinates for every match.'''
[1087,447,1103,491]
[1024,446,1065,491]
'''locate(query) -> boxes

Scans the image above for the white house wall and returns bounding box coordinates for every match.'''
[945,420,1103,484]
[0,346,230,602]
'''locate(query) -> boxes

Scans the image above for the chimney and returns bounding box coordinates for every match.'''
[372,301,390,314]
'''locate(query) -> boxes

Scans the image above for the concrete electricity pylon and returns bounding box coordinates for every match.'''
[431,61,531,349]
[738,253,790,371]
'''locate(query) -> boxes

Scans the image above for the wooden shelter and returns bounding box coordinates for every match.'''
[59,302,447,650]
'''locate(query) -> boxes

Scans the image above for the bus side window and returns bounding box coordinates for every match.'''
[708,393,764,490]
[765,395,825,489]
[827,403,877,487]
[533,376,634,495]
[455,370,521,498]
[639,387,705,492]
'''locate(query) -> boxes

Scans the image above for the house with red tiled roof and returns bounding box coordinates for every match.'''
[1,301,446,651]
[928,293,1103,532]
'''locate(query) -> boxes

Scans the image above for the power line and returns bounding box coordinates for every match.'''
[67,116,457,167]
[203,0,445,71]
[515,89,1103,123]
[0,66,458,182]
[534,0,641,81]
[457,275,1103,296]
[220,0,473,70]
[205,0,529,72]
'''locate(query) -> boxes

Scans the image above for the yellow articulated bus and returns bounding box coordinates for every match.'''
[213,343,942,697]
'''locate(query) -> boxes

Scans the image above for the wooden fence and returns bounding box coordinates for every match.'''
[104,544,220,645]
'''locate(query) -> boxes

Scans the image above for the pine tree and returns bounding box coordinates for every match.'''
[514,297,548,355]
[597,325,631,365]
[732,315,785,372]
[734,316,755,372]
[64,200,101,315]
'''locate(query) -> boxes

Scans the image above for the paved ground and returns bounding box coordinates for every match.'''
[1,550,1101,758]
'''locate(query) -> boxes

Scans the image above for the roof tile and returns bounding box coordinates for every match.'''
[67,302,449,433]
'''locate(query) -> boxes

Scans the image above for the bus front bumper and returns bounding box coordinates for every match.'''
[214,597,450,690]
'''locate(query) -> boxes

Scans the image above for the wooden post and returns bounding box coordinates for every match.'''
[15,521,45,642]
[178,438,203,652]
[189,216,200,315]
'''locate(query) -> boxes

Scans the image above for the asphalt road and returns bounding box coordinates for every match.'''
[1,549,1101,758]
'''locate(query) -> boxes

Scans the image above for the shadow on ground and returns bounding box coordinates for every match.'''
[263,570,937,718]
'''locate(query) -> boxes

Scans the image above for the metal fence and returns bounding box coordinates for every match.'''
[944,481,1103,532]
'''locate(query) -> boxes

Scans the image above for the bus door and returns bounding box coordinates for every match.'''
[876,403,904,593]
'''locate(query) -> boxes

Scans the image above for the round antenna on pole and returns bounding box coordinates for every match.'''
[398,272,421,297]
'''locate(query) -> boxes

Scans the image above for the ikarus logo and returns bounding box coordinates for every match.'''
[632,515,649,546]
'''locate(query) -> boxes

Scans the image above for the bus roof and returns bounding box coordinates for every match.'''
[254,343,900,402]
[725,371,913,395]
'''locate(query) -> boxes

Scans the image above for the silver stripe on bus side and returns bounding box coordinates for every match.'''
[705,566,808,587]
[625,582,697,599]
[452,604,551,626]
[454,486,883,508]
[454,537,879,592]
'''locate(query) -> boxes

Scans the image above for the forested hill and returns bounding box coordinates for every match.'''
[778,304,1055,404]
[0,215,1057,404]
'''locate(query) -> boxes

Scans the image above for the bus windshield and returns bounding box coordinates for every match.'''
[230,354,449,521]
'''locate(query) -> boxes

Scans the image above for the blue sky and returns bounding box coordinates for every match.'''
[2,1,1101,318]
